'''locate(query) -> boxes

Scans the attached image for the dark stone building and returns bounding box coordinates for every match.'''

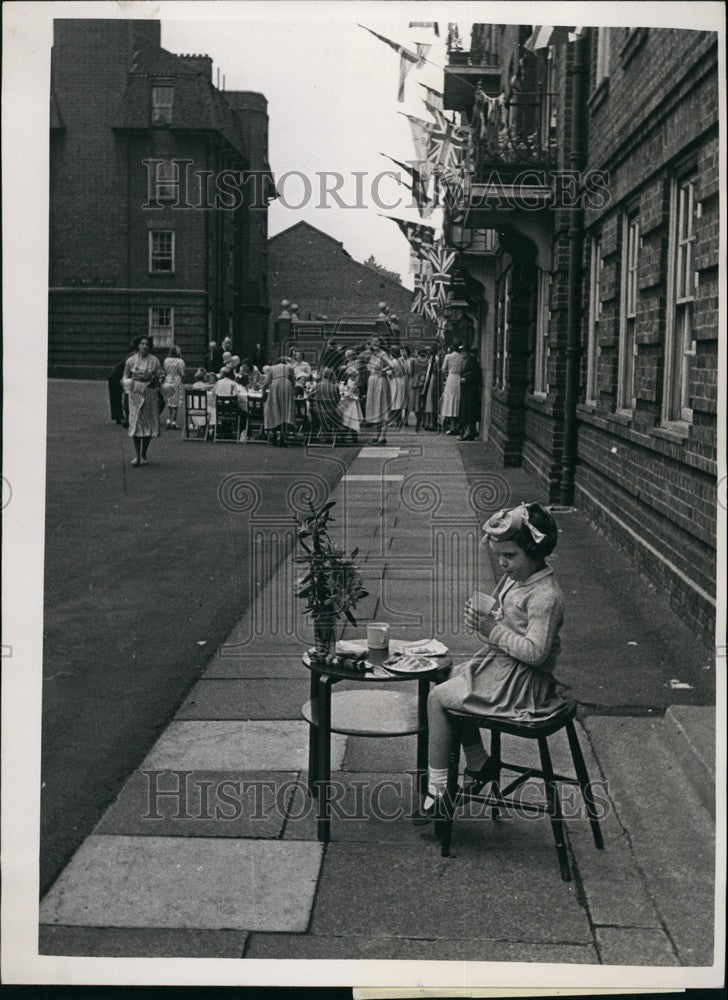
[49,19,274,377]
[268,221,414,333]
[442,24,718,641]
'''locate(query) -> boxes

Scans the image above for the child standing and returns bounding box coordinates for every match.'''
[419,502,565,818]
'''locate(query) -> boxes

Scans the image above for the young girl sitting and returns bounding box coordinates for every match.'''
[419,502,565,819]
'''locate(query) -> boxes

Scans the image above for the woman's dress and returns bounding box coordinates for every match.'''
[389,357,407,410]
[339,378,363,432]
[435,567,567,722]
[263,362,295,430]
[292,360,312,379]
[123,353,162,438]
[423,354,441,427]
[365,351,391,425]
[410,356,429,412]
[440,350,464,419]
[162,356,185,408]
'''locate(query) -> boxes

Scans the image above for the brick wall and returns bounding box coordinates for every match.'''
[268,222,413,332]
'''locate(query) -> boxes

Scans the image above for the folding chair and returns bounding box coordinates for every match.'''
[213,395,243,443]
[183,388,210,441]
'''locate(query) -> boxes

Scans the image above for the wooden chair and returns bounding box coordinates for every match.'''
[213,395,243,443]
[437,702,604,881]
[183,388,209,441]
[246,394,266,442]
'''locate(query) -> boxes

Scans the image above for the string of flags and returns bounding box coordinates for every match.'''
[362,22,469,336]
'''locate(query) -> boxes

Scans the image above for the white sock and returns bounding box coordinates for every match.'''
[423,767,449,807]
[463,743,487,771]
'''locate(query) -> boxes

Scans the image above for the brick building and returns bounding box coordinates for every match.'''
[49,19,274,377]
[442,24,719,641]
[268,221,414,334]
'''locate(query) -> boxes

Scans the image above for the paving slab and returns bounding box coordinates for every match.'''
[39,925,250,958]
[95,769,300,839]
[645,876,715,966]
[203,655,306,679]
[310,843,592,943]
[175,679,310,720]
[663,705,716,818]
[244,933,598,962]
[595,927,679,966]
[41,836,323,931]
[142,720,346,771]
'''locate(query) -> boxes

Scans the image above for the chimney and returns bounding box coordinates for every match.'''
[180,53,213,81]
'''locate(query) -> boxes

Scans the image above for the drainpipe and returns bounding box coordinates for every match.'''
[560,37,587,505]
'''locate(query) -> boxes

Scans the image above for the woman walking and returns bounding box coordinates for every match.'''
[123,336,162,466]
[162,345,185,429]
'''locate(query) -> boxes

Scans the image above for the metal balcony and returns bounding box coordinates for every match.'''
[443,51,501,112]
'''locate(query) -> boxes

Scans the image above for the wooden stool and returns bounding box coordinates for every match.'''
[439,702,604,881]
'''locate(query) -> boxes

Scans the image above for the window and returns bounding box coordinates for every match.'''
[585,236,603,404]
[663,172,697,424]
[591,27,611,91]
[616,213,639,412]
[151,85,174,126]
[149,306,174,347]
[497,271,511,387]
[149,231,175,273]
[533,270,550,395]
[156,159,179,201]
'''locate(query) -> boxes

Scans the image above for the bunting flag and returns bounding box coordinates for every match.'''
[424,104,472,177]
[421,241,457,306]
[419,83,444,112]
[401,113,434,169]
[359,25,428,101]
[380,153,436,218]
[412,273,439,322]
[523,25,576,52]
[409,21,439,36]
[384,216,436,258]
[436,314,449,340]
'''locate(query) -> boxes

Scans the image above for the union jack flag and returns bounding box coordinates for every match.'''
[421,241,457,306]
[411,273,439,321]
[425,104,471,176]
[385,216,436,259]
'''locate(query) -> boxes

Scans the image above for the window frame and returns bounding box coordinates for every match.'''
[616,211,640,414]
[585,236,602,405]
[533,269,550,397]
[151,84,174,127]
[662,169,698,426]
[148,230,175,274]
[149,305,174,348]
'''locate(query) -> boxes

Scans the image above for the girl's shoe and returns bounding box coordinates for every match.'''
[140,457,149,466]
[412,788,459,825]
[131,457,140,467]
[166,420,172,429]
[463,757,500,793]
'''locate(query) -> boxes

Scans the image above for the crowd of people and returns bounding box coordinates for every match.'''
[108,334,483,463]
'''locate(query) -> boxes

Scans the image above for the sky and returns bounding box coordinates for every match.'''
[162,13,458,291]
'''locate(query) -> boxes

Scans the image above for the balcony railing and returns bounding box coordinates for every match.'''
[472,92,558,175]
[447,48,500,68]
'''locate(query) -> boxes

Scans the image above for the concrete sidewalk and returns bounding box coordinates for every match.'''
[39,431,717,969]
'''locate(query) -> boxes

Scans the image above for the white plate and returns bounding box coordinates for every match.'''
[382,655,440,676]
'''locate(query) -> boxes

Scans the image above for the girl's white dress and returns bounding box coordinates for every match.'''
[435,567,567,721]
[339,378,363,432]
[389,357,407,409]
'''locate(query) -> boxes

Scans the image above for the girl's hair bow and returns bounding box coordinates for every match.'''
[483,502,546,544]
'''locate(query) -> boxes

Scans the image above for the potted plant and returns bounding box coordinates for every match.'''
[294,500,368,657]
